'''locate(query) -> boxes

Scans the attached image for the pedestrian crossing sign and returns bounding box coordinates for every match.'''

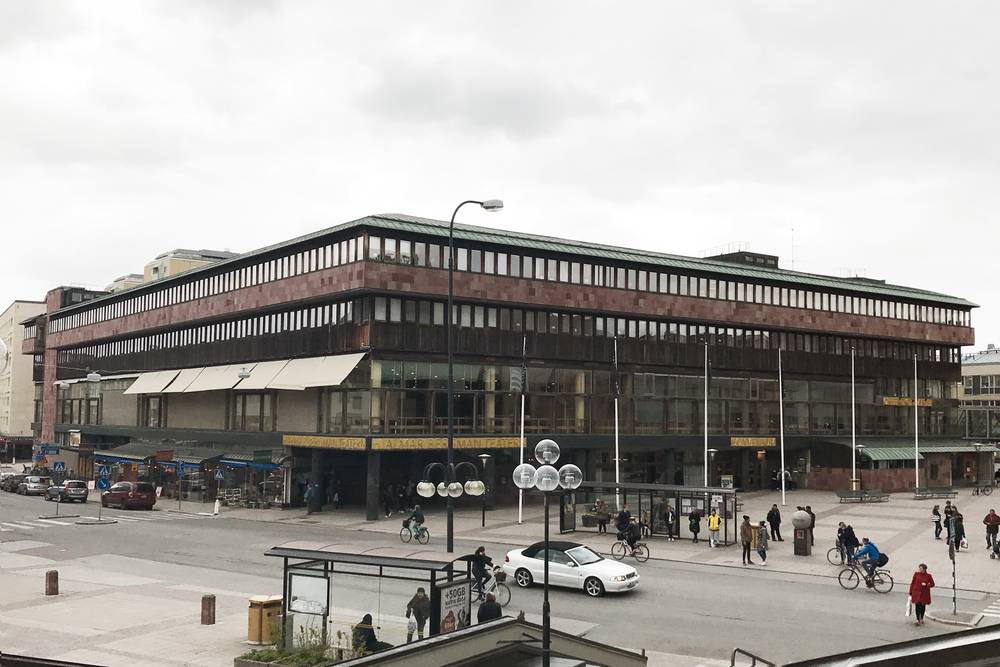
[215,469,225,480]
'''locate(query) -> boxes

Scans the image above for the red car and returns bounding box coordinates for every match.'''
[101,481,157,510]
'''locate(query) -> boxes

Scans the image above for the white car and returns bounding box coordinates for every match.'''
[502,541,639,597]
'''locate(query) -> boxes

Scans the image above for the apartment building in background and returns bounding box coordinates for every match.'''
[1,300,46,458]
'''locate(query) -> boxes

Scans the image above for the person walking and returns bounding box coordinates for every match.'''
[708,508,721,548]
[740,515,755,565]
[304,481,315,515]
[477,592,503,623]
[471,546,493,601]
[944,500,956,542]
[756,520,769,565]
[951,511,967,551]
[767,504,783,541]
[805,505,816,547]
[931,505,943,540]
[663,504,677,541]
[983,509,1000,550]
[405,587,430,642]
[689,510,701,544]
[595,499,610,535]
[908,563,935,626]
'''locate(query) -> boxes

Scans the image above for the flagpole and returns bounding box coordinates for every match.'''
[613,335,621,511]
[914,353,920,490]
[779,347,786,507]
[851,346,857,491]
[517,335,526,524]
[704,341,709,488]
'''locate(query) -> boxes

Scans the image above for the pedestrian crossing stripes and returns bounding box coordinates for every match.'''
[981,599,1000,619]
[0,512,208,532]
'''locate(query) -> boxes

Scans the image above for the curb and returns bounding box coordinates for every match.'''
[927,612,983,627]
[75,519,118,525]
[165,509,204,517]
[39,514,80,519]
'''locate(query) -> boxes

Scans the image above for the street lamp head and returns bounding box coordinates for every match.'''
[512,463,537,490]
[558,464,583,490]
[416,481,436,498]
[238,367,252,379]
[447,482,464,498]
[535,465,560,492]
[464,480,485,496]
[480,199,504,212]
[436,482,449,497]
[534,439,560,465]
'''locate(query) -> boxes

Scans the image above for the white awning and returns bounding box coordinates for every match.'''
[161,367,206,393]
[184,364,256,393]
[123,370,181,395]
[266,353,366,391]
[53,373,140,386]
[233,360,290,391]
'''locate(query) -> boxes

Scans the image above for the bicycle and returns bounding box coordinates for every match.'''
[399,520,430,545]
[472,566,512,607]
[826,542,855,566]
[973,485,993,496]
[838,561,893,593]
[611,538,650,563]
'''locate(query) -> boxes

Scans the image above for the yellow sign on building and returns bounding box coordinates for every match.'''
[730,437,777,448]
[882,397,933,407]
[372,437,520,451]
[281,435,366,450]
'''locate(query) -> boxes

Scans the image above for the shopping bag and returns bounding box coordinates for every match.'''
[905,598,912,617]
[407,617,417,633]
[961,538,969,549]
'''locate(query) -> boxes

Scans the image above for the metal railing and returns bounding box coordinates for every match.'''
[731,648,776,667]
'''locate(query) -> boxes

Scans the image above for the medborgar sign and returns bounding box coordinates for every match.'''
[437,579,471,634]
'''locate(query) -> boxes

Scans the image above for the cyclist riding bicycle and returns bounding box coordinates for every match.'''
[471,546,494,601]
[624,518,642,554]
[853,537,882,587]
[406,505,425,539]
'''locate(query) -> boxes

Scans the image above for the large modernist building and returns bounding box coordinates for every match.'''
[1,300,46,459]
[960,345,1000,443]
[21,214,979,514]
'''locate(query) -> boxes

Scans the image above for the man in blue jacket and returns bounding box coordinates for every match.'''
[853,537,881,586]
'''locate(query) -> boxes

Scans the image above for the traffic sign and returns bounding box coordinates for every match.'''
[96,478,110,490]
[215,469,225,481]
[97,465,111,476]
[53,461,66,472]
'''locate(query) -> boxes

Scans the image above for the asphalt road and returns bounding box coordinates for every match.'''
[0,491,990,664]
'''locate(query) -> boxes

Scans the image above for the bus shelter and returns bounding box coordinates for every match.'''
[265,542,474,653]
[562,482,741,546]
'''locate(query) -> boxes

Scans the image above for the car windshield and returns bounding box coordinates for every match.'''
[566,546,602,565]
[27,476,42,483]
[136,483,155,492]
[66,481,87,488]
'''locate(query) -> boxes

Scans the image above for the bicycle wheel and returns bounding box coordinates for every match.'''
[826,546,845,566]
[399,527,412,543]
[634,544,650,563]
[417,527,430,544]
[985,486,994,496]
[872,571,894,593]
[611,542,627,560]
[495,582,511,607]
[838,567,861,590]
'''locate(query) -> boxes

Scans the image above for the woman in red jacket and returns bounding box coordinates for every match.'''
[909,563,935,625]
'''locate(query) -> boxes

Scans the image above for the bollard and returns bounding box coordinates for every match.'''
[213,499,221,516]
[201,594,216,625]
[45,570,59,596]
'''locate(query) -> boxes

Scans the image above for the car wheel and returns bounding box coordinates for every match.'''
[514,568,533,588]
[584,577,605,598]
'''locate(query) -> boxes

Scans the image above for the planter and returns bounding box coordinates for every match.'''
[235,660,280,667]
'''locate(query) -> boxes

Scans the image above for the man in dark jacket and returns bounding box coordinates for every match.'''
[471,546,494,601]
[805,505,816,546]
[767,504,783,541]
[838,522,861,562]
[616,505,632,539]
[477,592,503,623]
[983,509,1000,550]
[405,587,430,642]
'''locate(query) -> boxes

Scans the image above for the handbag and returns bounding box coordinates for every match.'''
[905,598,912,617]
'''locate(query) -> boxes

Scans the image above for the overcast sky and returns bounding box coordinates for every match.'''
[2,1,997,349]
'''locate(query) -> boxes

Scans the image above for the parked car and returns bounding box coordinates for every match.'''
[101,481,157,510]
[1,473,26,493]
[17,476,52,496]
[45,480,89,503]
[502,541,640,598]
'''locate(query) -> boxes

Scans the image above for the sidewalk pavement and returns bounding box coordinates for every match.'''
[223,487,1000,594]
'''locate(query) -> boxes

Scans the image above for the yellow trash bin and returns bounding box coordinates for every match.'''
[260,596,283,645]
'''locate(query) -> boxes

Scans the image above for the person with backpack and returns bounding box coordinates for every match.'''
[853,538,884,586]
[931,505,943,540]
[689,510,701,544]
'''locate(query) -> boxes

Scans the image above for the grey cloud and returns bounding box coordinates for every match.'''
[0,3,83,49]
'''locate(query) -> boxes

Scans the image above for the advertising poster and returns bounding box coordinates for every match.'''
[288,573,329,616]
[437,579,471,634]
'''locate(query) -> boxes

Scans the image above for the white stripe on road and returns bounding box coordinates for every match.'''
[112,515,153,521]
[2,522,33,530]
[34,519,73,526]
[108,516,140,522]
[14,521,50,528]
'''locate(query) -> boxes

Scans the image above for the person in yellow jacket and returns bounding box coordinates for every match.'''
[708,508,722,548]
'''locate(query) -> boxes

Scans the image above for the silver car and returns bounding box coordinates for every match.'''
[17,476,52,496]
[45,480,89,503]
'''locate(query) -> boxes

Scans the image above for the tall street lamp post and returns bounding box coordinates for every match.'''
[512,439,583,667]
[446,199,503,553]
[477,453,492,527]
